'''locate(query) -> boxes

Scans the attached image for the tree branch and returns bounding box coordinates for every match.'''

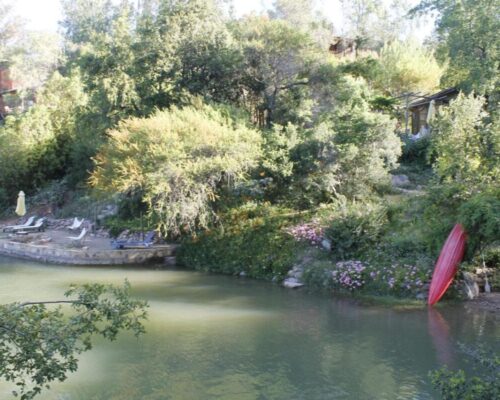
[18,301,88,307]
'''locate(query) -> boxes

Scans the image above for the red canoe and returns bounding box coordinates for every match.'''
[428,224,467,306]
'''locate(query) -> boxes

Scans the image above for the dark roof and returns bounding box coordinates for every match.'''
[0,88,16,96]
[409,87,459,108]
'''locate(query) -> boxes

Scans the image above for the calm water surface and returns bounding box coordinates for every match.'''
[0,256,498,400]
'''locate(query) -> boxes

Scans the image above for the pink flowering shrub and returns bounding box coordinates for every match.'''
[287,221,324,247]
[303,260,432,297]
[366,264,431,295]
[331,261,367,290]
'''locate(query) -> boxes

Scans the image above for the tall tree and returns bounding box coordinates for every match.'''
[412,0,500,95]
[376,40,443,96]
[233,17,321,127]
[268,0,334,47]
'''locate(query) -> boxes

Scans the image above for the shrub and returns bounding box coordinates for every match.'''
[400,135,432,165]
[430,93,498,186]
[177,203,302,280]
[458,188,500,256]
[0,188,9,212]
[90,101,262,236]
[430,344,500,400]
[325,201,388,259]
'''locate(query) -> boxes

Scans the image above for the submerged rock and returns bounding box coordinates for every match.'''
[283,277,304,289]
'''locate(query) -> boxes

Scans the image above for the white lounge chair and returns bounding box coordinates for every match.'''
[2,216,36,232]
[68,228,87,246]
[12,218,45,233]
[68,217,84,231]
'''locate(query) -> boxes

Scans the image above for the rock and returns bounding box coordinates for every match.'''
[416,292,426,301]
[391,174,410,187]
[164,256,176,266]
[321,239,332,251]
[462,272,480,300]
[283,277,304,289]
[287,266,303,279]
[239,271,247,277]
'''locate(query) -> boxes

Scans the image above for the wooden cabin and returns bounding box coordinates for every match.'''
[408,88,459,135]
[0,63,16,118]
[329,37,356,59]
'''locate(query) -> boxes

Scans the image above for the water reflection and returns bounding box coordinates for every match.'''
[0,257,498,399]
[428,308,455,367]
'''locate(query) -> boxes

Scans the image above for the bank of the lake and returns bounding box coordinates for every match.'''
[0,255,499,400]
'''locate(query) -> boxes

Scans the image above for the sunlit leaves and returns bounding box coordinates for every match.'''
[0,281,147,399]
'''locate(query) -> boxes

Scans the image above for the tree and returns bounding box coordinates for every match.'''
[0,281,148,399]
[412,0,500,95]
[233,17,321,127]
[0,0,23,60]
[90,101,262,236]
[430,93,499,186]
[376,40,443,96]
[0,72,87,197]
[341,0,419,50]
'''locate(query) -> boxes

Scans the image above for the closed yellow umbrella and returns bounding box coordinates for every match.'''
[15,191,26,216]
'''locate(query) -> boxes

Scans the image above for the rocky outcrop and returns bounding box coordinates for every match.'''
[462,271,480,299]
[283,264,306,289]
[391,174,410,187]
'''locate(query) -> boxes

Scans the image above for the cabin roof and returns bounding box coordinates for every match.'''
[409,87,459,109]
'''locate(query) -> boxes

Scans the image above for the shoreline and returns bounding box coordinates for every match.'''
[0,236,176,265]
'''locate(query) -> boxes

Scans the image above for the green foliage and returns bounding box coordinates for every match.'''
[325,201,388,259]
[177,203,303,279]
[233,16,321,127]
[0,72,87,198]
[458,188,500,255]
[430,93,498,185]
[430,345,500,400]
[104,216,155,238]
[0,281,148,399]
[90,101,262,236]
[412,0,500,95]
[376,40,442,96]
[400,135,432,165]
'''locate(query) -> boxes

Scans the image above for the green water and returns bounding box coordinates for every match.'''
[0,256,498,400]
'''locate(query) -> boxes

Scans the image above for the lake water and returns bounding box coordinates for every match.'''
[0,255,498,399]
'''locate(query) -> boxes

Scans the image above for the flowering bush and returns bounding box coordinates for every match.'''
[287,221,324,247]
[366,264,431,295]
[303,260,432,297]
[331,261,367,290]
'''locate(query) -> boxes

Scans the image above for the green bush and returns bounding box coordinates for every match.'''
[400,135,432,165]
[90,101,262,236]
[325,201,388,259]
[177,203,303,280]
[0,188,9,212]
[430,345,500,400]
[458,188,500,256]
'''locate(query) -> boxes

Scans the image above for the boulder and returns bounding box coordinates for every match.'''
[283,277,304,289]
[321,239,332,251]
[391,174,410,187]
[287,265,303,279]
[462,271,480,299]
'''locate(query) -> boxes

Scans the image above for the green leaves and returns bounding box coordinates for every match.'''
[90,102,262,236]
[430,93,495,184]
[0,281,148,399]
[413,0,500,95]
